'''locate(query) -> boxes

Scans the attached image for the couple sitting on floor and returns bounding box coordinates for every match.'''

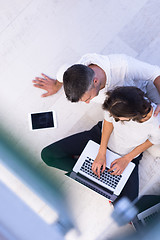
[33,53,160,204]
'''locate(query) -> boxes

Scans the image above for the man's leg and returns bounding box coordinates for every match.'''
[41,121,102,172]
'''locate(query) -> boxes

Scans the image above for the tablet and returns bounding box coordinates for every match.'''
[29,111,57,130]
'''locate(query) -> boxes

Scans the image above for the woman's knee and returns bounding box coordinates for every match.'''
[41,144,57,166]
[41,142,66,167]
[41,146,51,166]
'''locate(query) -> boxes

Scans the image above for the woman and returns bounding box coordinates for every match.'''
[92,86,160,202]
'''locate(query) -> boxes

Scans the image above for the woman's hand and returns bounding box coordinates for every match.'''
[108,156,131,175]
[92,152,106,178]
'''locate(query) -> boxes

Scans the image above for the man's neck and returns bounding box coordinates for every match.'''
[89,64,106,89]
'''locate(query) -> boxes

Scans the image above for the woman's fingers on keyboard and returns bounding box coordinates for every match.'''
[92,163,101,178]
[96,166,101,178]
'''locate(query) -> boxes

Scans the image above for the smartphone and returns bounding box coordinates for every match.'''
[29,111,57,130]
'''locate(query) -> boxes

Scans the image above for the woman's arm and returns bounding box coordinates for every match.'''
[108,139,153,175]
[92,120,113,178]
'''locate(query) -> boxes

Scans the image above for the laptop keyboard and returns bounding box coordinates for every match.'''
[143,211,159,224]
[80,157,122,189]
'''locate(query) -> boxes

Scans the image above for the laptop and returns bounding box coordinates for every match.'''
[69,140,135,202]
[132,202,160,230]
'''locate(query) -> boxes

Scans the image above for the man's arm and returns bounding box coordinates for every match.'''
[108,139,153,175]
[154,76,160,93]
[153,76,160,116]
[92,120,113,178]
[154,76,160,117]
[32,73,63,97]
[127,56,160,115]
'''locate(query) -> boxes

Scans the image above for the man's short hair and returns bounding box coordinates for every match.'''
[103,86,151,122]
[63,64,95,102]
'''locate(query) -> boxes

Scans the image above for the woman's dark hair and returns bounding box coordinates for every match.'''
[103,86,151,122]
[63,64,95,102]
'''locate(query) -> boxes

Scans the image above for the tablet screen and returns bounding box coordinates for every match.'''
[31,111,55,130]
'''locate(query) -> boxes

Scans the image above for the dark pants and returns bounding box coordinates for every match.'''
[135,195,160,213]
[41,121,142,203]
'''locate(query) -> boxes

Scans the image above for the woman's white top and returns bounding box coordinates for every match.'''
[104,103,160,156]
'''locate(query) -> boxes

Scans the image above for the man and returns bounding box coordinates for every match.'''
[32,53,160,177]
[33,53,160,106]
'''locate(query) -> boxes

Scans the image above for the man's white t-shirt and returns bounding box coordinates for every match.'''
[104,104,160,156]
[56,53,160,103]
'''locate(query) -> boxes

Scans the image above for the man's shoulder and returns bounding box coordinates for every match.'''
[78,53,131,67]
[80,53,130,59]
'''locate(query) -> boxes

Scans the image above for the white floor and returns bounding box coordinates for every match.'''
[0,0,160,239]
